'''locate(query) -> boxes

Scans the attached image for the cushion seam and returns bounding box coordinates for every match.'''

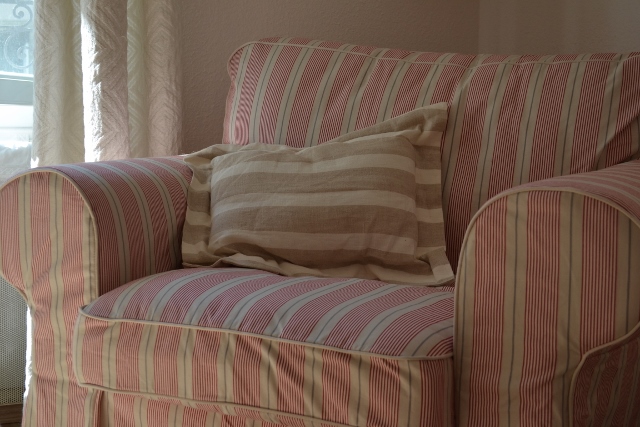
[77,381,355,427]
[78,309,453,361]
[229,41,468,67]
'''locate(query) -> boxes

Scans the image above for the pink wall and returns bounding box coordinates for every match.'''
[181,0,479,153]
[479,0,640,54]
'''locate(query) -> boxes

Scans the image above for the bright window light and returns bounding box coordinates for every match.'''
[0,104,32,181]
[0,1,34,183]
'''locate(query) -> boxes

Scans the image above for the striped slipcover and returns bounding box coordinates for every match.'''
[0,159,192,426]
[455,160,640,426]
[1,38,640,426]
[74,267,455,427]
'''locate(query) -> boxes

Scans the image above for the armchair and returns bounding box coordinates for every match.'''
[2,38,640,426]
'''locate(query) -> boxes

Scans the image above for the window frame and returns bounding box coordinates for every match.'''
[0,72,33,105]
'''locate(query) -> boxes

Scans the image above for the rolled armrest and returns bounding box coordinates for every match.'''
[0,157,191,426]
[454,160,640,426]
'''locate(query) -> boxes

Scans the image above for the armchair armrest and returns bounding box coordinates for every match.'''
[0,157,191,426]
[454,160,640,426]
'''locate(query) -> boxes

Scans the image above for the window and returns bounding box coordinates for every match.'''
[0,0,34,183]
[0,1,33,413]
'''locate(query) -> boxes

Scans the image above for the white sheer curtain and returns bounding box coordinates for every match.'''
[33,0,182,166]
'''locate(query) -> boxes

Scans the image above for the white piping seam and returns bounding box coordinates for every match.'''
[229,41,639,72]
[76,382,354,427]
[453,181,640,426]
[466,56,638,69]
[568,320,640,426]
[229,41,468,68]
[78,310,453,361]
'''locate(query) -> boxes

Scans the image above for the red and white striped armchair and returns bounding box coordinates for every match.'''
[1,39,640,426]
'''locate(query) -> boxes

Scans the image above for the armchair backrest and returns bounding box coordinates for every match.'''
[223,37,640,268]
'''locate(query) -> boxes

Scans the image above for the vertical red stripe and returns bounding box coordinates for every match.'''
[570,57,616,173]
[321,350,350,424]
[581,198,618,353]
[467,195,508,422]
[367,358,400,427]
[520,192,561,425]
[276,343,306,415]
[527,58,577,182]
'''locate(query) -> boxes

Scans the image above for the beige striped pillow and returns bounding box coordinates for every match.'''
[182,103,454,286]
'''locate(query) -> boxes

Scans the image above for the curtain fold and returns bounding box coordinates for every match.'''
[33,0,181,166]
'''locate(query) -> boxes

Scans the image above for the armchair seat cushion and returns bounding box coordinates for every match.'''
[73,267,456,426]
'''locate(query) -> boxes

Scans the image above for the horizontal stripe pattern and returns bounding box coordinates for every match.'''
[183,105,454,286]
[224,39,640,272]
[455,160,640,426]
[0,158,192,426]
[80,268,454,358]
[74,267,455,425]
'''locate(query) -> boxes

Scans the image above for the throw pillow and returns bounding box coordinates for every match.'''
[182,103,454,286]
